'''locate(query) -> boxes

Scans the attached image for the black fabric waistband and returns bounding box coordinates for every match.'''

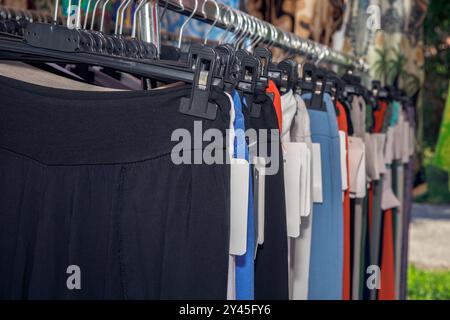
[0,75,230,166]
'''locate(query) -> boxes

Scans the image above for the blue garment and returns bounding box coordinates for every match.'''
[232,91,254,300]
[303,93,344,300]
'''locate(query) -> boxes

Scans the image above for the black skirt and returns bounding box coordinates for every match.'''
[0,75,231,299]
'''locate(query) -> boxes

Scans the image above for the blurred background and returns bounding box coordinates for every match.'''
[2,0,449,299]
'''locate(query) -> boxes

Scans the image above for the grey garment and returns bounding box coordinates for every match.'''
[350,95,366,140]
[290,216,313,300]
[370,179,383,300]
[395,164,405,299]
[289,94,313,300]
[90,66,142,90]
[400,105,416,300]
[352,198,364,300]
[0,61,121,91]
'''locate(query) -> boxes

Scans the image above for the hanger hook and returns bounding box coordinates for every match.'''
[261,21,269,47]
[254,18,265,50]
[177,0,198,49]
[175,0,185,11]
[270,24,277,49]
[132,0,147,38]
[76,0,83,29]
[83,0,92,29]
[119,0,133,35]
[218,6,235,45]
[66,0,71,27]
[234,10,246,48]
[202,0,219,45]
[115,0,127,35]
[238,13,252,49]
[247,16,260,51]
[100,0,111,33]
[160,0,169,20]
[53,0,59,23]
[90,0,102,30]
[262,21,272,49]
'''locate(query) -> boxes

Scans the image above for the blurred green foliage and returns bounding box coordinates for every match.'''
[408,265,450,300]
[422,0,450,150]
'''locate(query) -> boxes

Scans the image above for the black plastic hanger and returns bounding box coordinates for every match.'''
[235,50,262,117]
[277,59,298,94]
[297,62,315,95]
[0,22,220,120]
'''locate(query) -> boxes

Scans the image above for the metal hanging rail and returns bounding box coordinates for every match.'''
[0,0,368,71]
[158,0,368,72]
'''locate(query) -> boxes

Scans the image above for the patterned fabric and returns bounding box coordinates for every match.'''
[349,0,426,94]
[244,0,345,47]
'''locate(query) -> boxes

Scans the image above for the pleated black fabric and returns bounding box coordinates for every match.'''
[0,75,231,299]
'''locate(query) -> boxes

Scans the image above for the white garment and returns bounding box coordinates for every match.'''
[291,94,314,212]
[393,108,405,161]
[350,95,366,140]
[402,111,411,164]
[280,90,299,144]
[289,94,314,300]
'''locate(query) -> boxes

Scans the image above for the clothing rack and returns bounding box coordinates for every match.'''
[153,0,369,72]
[0,1,368,72]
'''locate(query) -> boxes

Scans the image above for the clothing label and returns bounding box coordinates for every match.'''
[312,143,323,203]
[229,158,250,255]
[384,127,394,165]
[348,137,366,198]
[253,157,266,246]
[374,133,387,175]
[299,144,308,218]
[339,131,348,190]
[283,143,303,238]
[303,147,312,216]
[253,165,259,259]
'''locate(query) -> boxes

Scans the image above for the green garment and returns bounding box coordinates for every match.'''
[390,101,400,127]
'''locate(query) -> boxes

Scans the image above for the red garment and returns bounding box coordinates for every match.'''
[266,80,282,132]
[378,209,396,300]
[336,101,351,300]
[373,101,388,133]
[373,99,396,300]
